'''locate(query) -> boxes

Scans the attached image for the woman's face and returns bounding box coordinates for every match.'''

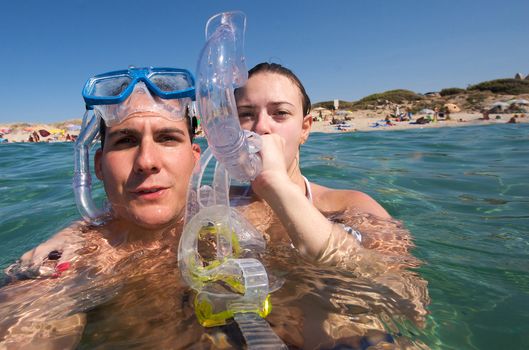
[235,72,312,170]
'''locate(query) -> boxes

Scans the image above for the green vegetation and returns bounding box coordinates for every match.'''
[463,91,493,111]
[312,100,355,110]
[311,77,529,113]
[440,87,466,96]
[352,89,422,109]
[468,79,529,95]
[408,101,445,114]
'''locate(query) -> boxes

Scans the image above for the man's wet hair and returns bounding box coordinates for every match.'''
[99,109,197,149]
[245,62,311,116]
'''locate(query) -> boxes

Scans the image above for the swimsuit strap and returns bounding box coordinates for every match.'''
[302,175,313,203]
[242,184,251,197]
[301,176,362,243]
[233,176,312,204]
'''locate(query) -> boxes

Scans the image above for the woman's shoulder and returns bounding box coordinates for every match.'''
[310,183,391,219]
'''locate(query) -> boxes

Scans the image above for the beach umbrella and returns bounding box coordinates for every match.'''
[490,101,510,110]
[50,128,65,135]
[418,108,435,115]
[38,129,51,137]
[443,103,460,113]
[491,102,510,108]
[508,99,529,105]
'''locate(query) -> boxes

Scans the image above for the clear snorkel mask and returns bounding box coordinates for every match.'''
[73,67,196,225]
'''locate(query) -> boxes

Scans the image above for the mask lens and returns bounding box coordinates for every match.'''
[150,72,192,92]
[92,75,133,97]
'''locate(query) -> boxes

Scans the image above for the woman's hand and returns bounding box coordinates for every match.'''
[251,134,293,200]
[4,225,82,280]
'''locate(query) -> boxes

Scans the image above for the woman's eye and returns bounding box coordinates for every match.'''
[238,111,254,119]
[273,110,290,119]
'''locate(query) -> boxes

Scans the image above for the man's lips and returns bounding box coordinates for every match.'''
[130,186,169,200]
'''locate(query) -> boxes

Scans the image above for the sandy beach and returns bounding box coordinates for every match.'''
[309,111,528,134]
[0,121,81,143]
[1,112,527,143]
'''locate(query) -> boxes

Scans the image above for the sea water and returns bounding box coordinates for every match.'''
[1,124,528,349]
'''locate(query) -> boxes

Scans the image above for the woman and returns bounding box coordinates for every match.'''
[233,64,428,346]
[233,63,408,267]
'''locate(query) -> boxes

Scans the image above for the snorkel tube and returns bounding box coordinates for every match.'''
[195,11,261,182]
[73,111,108,225]
[178,11,286,349]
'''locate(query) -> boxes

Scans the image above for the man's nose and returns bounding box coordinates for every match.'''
[133,139,161,175]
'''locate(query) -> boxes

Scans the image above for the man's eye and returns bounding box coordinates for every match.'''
[158,135,183,143]
[114,136,136,145]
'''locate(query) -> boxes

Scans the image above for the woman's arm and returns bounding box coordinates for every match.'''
[250,134,364,260]
[254,173,335,258]
[250,134,396,266]
[4,223,83,281]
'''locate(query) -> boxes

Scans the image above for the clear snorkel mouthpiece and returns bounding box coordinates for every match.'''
[178,11,286,349]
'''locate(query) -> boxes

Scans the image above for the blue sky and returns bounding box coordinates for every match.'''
[1,0,528,123]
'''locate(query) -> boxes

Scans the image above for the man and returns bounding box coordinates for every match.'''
[6,67,200,276]
[1,67,201,348]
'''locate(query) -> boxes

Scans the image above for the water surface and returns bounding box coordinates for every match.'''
[1,124,528,349]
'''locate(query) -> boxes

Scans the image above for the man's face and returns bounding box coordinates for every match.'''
[95,113,200,230]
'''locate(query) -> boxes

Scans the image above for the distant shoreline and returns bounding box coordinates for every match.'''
[1,112,528,143]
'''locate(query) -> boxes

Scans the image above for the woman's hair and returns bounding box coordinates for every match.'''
[99,109,196,149]
[248,63,311,116]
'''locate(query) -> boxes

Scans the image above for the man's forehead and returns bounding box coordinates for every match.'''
[109,115,188,132]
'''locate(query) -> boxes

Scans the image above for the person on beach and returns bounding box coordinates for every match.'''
[480,110,490,120]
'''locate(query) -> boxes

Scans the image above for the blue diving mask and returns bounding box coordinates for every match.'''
[83,67,196,127]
